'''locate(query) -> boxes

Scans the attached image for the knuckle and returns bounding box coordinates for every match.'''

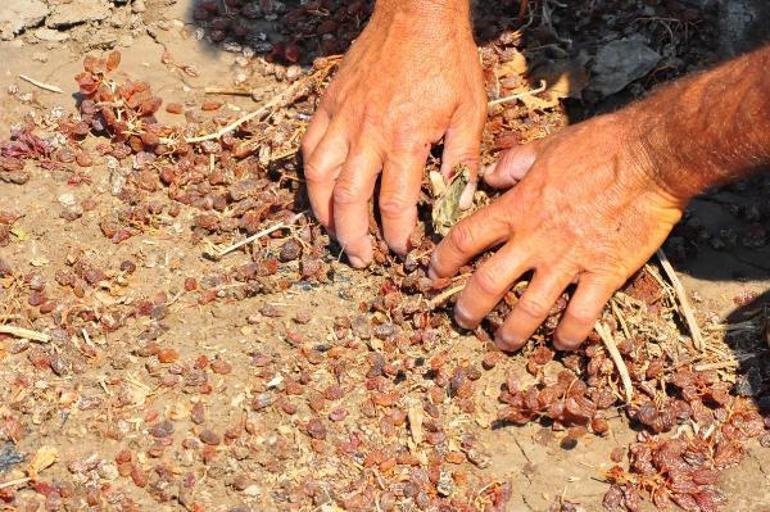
[567,306,598,327]
[448,221,477,254]
[303,160,326,183]
[472,266,502,297]
[391,131,422,154]
[379,194,412,218]
[516,296,550,320]
[333,180,364,206]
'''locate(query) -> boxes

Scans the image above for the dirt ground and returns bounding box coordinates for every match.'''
[1,1,769,511]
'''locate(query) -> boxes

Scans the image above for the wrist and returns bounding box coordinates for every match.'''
[621,102,700,206]
[617,108,694,208]
[371,0,472,34]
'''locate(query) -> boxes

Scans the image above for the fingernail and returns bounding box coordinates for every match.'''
[553,335,578,351]
[347,255,368,269]
[453,304,475,330]
[495,331,522,352]
[427,266,438,281]
[459,180,477,211]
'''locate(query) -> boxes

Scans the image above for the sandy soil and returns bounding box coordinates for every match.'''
[0,1,769,511]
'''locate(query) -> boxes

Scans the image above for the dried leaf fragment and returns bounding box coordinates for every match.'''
[431,165,471,236]
[27,446,58,478]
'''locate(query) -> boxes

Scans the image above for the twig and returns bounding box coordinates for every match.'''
[0,477,32,490]
[656,248,704,351]
[185,85,297,143]
[186,59,339,144]
[610,299,631,340]
[595,321,633,403]
[428,285,466,309]
[206,211,307,260]
[0,324,50,343]
[204,87,252,96]
[487,80,547,108]
[18,75,63,94]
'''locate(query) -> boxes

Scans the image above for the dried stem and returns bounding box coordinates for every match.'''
[0,324,50,343]
[487,80,547,108]
[595,321,634,403]
[186,83,303,143]
[186,58,339,144]
[18,75,63,94]
[428,285,466,309]
[207,211,307,260]
[204,87,252,96]
[656,248,704,351]
[0,477,32,490]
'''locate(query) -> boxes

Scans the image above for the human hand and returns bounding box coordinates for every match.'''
[428,111,688,352]
[302,1,486,267]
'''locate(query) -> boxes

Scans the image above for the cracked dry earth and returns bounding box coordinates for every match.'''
[1,1,770,511]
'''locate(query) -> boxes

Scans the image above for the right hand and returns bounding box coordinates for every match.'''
[429,112,687,352]
[302,1,486,267]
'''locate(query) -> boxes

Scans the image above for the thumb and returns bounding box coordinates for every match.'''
[483,139,544,189]
[439,105,485,207]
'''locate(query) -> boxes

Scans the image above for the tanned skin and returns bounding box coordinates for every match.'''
[302,0,485,267]
[303,0,770,352]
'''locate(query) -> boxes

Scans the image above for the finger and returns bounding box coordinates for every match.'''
[483,139,544,189]
[439,105,484,180]
[304,125,349,230]
[380,146,429,255]
[333,147,381,268]
[495,268,576,352]
[553,275,618,351]
[458,179,477,211]
[301,108,330,160]
[453,242,531,330]
[429,202,511,280]
[440,105,485,210]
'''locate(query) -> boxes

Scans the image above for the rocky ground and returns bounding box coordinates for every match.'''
[0,1,769,511]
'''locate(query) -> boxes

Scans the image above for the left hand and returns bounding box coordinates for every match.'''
[428,111,687,352]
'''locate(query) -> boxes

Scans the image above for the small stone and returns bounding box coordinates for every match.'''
[131,0,147,13]
[34,28,69,42]
[0,0,49,40]
[47,0,110,28]
[97,462,119,481]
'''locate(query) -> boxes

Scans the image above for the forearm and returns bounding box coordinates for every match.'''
[631,46,770,201]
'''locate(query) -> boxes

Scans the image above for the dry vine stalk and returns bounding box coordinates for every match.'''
[184,60,338,144]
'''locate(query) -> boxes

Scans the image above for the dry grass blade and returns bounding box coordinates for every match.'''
[186,58,339,144]
[487,80,547,108]
[18,74,63,94]
[428,285,465,309]
[206,211,307,260]
[185,81,305,143]
[0,477,32,490]
[656,248,704,351]
[0,324,51,343]
[595,321,633,403]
